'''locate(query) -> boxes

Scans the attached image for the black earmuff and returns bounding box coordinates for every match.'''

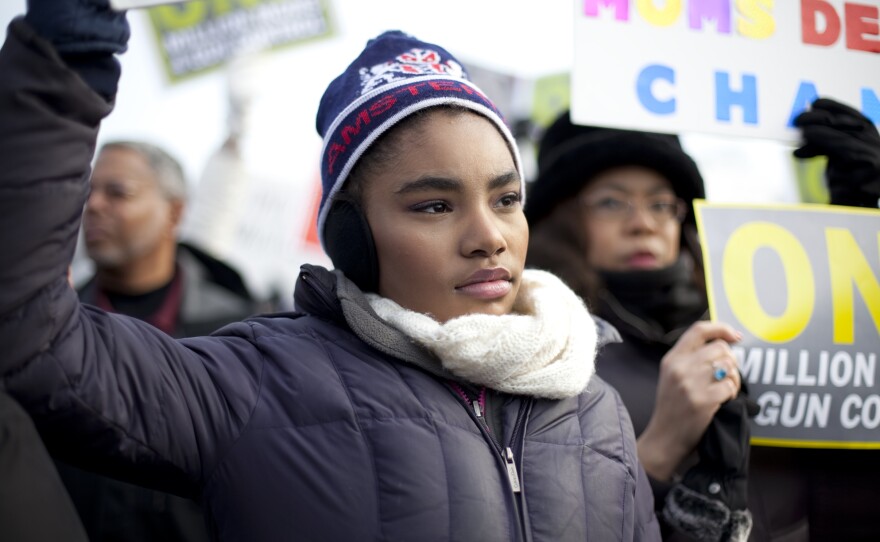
[323,197,379,292]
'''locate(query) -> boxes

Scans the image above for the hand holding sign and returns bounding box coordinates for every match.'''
[22,0,129,100]
[637,321,742,482]
[24,0,129,55]
[794,98,880,209]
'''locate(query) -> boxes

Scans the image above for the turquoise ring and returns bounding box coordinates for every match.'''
[712,362,728,382]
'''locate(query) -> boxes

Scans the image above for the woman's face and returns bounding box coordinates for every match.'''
[359,110,527,323]
[578,166,682,272]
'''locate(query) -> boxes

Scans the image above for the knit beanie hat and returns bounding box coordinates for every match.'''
[525,111,705,226]
[315,30,524,250]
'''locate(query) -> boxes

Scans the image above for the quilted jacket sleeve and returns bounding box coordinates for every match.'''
[0,19,262,499]
[634,455,662,541]
[622,394,662,542]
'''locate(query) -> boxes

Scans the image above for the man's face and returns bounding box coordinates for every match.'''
[83,147,180,269]
[360,109,528,323]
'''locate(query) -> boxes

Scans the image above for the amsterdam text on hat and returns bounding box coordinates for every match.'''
[315,30,524,249]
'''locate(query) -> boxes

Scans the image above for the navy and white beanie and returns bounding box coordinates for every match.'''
[315,30,524,249]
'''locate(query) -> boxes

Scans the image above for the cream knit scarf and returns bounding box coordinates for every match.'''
[366,269,597,399]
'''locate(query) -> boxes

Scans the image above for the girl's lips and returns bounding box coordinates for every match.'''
[455,279,512,299]
[455,267,513,299]
[458,267,511,287]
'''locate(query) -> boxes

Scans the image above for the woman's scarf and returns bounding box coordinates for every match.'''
[366,269,597,399]
[598,256,706,342]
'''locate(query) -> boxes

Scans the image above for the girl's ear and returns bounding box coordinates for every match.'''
[324,197,380,292]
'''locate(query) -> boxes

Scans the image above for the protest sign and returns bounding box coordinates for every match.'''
[147,0,333,81]
[696,201,880,448]
[572,0,880,141]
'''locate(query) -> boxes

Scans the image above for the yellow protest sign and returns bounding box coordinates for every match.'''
[696,200,880,448]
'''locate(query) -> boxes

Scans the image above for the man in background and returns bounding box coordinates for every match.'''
[58,140,259,541]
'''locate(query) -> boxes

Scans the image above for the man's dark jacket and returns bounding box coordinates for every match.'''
[0,19,660,542]
[78,242,258,338]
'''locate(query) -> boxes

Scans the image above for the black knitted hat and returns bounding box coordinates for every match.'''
[525,111,706,226]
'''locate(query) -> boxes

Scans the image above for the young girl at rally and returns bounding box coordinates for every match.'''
[0,1,660,540]
[525,106,880,541]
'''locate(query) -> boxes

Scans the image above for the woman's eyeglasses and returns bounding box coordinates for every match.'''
[581,196,687,224]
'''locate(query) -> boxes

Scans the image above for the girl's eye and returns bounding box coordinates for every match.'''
[497,192,522,208]
[413,201,452,214]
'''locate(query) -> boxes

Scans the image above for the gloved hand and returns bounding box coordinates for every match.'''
[662,384,757,542]
[25,0,129,55]
[23,0,130,100]
[794,98,880,208]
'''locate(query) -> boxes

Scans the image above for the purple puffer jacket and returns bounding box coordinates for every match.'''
[0,19,660,542]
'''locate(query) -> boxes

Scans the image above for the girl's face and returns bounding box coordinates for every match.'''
[578,166,683,271]
[360,110,527,323]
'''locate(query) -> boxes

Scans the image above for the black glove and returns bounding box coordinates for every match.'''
[23,0,130,100]
[794,98,880,208]
[24,0,129,55]
[662,386,757,542]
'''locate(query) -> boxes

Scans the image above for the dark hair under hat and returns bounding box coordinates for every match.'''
[525,111,706,226]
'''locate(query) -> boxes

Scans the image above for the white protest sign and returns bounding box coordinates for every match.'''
[696,201,880,448]
[572,0,880,141]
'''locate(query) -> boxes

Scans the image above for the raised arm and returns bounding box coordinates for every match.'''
[0,5,262,497]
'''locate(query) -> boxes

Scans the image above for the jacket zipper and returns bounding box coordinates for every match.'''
[507,399,533,541]
[303,273,534,536]
[447,382,533,540]
[469,388,522,494]
[504,447,521,493]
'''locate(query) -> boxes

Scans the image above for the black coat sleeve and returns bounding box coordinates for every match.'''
[0,19,263,499]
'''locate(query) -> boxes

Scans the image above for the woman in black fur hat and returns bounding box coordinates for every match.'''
[526,114,794,542]
[527,102,880,541]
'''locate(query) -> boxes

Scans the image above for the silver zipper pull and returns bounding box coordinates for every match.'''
[472,400,482,418]
[505,447,521,493]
